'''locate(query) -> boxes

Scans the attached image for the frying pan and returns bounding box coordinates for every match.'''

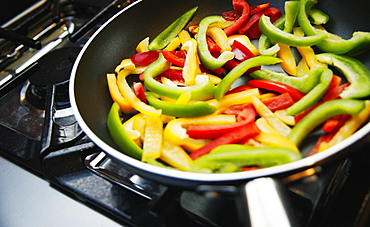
[70,0,370,225]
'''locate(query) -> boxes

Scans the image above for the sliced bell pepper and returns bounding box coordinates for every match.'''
[107,102,143,160]
[160,140,193,171]
[257,16,285,56]
[136,37,149,53]
[250,65,324,94]
[163,114,236,147]
[145,92,216,118]
[181,38,202,85]
[261,92,295,112]
[308,8,329,25]
[142,115,163,162]
[161,49,186,67]
[143,53,215,100]
[283,1,300,34]
[251,96,292,137]
[131,51,160,66]
[231,39,256,61]
[106,73,134,114]
[250,3,270,15]
[148,6,198,50]
[223,0,250,36]
[287,99,365,146]
[316,53,370,99]
[259,15,327,47]
[207,88,261,110]
[253,132,299,152]
[247,79,305,101]
[215,55,282,100]
[189,120,260,160]
[117,70,162,116]
[277,43,297,76]
[206,36,222,53]
[133,82,147,104]
[297,0,370,55]
[196,15,235,70]
[206,26,232,52]
[228,34,259,56]
[286,68,332,116]
[189,144,302,173]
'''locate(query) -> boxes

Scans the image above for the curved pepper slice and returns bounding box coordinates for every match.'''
[250,66,324,94]
[297,0,370,55]
[215,55,282,100]
[196,15,235,70]
[148,6,198,50]
[258,16,285,56]
[316,53,370,99]
[145,92,216,118]
[181,38,202,85]
[107,102,143,160]
[287,99,365,146]
[106,73,134,114]
[143,53,216,100]
[259,15,327,47]
[189,144,302,173]
[117,70,162,116]
[286,68,332,116]
[223,0,250,35]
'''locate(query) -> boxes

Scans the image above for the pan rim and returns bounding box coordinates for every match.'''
[69,0,370,185]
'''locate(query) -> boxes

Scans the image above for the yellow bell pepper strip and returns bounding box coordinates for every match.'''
[182,137,212,152]
[275,109,296,126]
[178,30,192,45]
[259,15,327,47]
[163,114,236,147]
[228,34,259,56]
[207,88,260,110]
[296,58,310,77]
[143,53,216,101]
[148,6,198,51]
[215,55,282,100]
[286,68,332,116]
[189,144,302,173]
[277,43,297,76]
[106,73,134,114]
[297,0,370,56]
[254,132,299,152]
[160,140,193,171]
[316,53,370,99]
[196,15,235,70]
[164,36,181,51]
[293,27,327,69]
[250,65,323,94]
[189,121,260,160]
[136,37,149,53]
[122,113,145,146]
[107,102,143,160]
[117,70,162,116]
[287,99,365,146]
[317,101,370,152]
[255,117,280,134]
[145,92,216,118]
[206,26,232,52]
[181,38,201,85]
[142,115,163,162]
[251,96,292,137]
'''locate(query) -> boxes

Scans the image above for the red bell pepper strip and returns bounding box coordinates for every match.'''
[238,7,282,39]
[153,69,185,83]
[207,36,222,53]
[250,3,271,15]
[133,82,147,104]
[131,51,160,66]
[187,113,256,139]
[261,92,295,112]
[248,79,305,101]
[222,10,242,21]
[236,104,257,122]
[224,0,250,36]
[225,85,255,95]
[231,40,256,61]
[190,121,260,159]
[161,50,186,67]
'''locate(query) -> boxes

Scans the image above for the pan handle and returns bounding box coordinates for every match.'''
[237,177,300,227]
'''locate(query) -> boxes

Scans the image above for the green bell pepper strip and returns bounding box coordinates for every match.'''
[145,92,216,118]
[215,55,282,101]
[196,15,235,70]
[250,66,323,94]
[283,0,300,33]
[189,144,302,173]
[143,53,216,100]
[308,8,329,25]
[259,14,327,47]
[286,68,332,116]
[316,53,370,99]
[287,99,365,146]
[148,6,198,51]
[107,102,143,160]
[258,16,285,56]
[297,0,370,55]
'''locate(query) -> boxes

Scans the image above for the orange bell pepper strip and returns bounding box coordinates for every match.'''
[277,42,297,76]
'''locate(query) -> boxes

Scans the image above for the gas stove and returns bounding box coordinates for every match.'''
[0,1,370,226]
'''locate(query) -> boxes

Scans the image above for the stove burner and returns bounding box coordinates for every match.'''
[25,47,81,110]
